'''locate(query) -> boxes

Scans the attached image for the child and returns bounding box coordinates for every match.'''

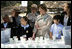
[49,15,63,39]
[1,15,13,43]
[1,14,13,28]
[17,16,33,40]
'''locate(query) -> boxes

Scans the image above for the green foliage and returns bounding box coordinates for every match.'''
[15,3,21,6]
[1,1,21,8]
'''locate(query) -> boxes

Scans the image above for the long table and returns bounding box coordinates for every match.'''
[1,38,71,48]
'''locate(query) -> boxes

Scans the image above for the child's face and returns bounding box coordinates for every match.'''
[3,18,7,22]
[3,16,10,22]
[20,18,27,25]
[53,19,59,24]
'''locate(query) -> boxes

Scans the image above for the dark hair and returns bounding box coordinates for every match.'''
[67,3,71,9]
[53,15,61,21]
[22,16,29,24]
[68,3,71,16]
[38,4,47,12]
[13,9,21,14]
[3,14,11,22]
[3,14,8,19]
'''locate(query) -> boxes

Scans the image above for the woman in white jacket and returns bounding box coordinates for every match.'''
[32,4,52,39]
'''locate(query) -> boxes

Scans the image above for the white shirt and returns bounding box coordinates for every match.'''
[64,15,69,26]
[21,24,29,30]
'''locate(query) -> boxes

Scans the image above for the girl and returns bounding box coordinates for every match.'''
[17,16,33,40]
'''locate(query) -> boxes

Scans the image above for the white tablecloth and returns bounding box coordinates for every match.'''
[1,28,11,43]
[1,26,71,48]
[1,39,71,48]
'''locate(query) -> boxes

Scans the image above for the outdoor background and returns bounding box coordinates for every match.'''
[1,1,71,23]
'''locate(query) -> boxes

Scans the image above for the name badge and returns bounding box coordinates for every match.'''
[26,30,28,33]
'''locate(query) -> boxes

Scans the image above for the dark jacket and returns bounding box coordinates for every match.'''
[12,16,21,27]
[1,22,18,38]
[60,12,71,26]
[11,24,33,40]
[1,22,13,28]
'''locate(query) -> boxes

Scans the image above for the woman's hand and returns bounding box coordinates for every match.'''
[32,33,35,40]
[35,24,41,30]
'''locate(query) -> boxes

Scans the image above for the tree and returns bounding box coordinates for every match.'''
[1,1,21,8]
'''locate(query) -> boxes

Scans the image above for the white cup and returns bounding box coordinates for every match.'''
[40,36,43,40]
[35,37,39,42]
[20,37,23,40]
[20,37,26,43]
[52,36,56,40]
[14,38,18,43]
[9,38,14,43]
[13,36,17,39]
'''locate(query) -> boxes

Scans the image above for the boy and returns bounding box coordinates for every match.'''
[1,14,13,28]
[49,15,63,39]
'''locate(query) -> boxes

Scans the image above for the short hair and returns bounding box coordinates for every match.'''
[3,14,9,19]
[38,4,47,12]
[53,15,61,21]
[22,16,28,22]
[21,16,29,24]
[31,4,37,8]
[31,4,38,11]
[3,14,11,22]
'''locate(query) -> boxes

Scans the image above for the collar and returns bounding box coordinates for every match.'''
[3,22,8,24]
[21,24,29,29]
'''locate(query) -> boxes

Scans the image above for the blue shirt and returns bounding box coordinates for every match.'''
[3,23,8,28]
[50,23,64,38]
[21,24,29,30]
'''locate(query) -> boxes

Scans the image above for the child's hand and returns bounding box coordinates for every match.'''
[50,37,53,40]
[49,32,53,40]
